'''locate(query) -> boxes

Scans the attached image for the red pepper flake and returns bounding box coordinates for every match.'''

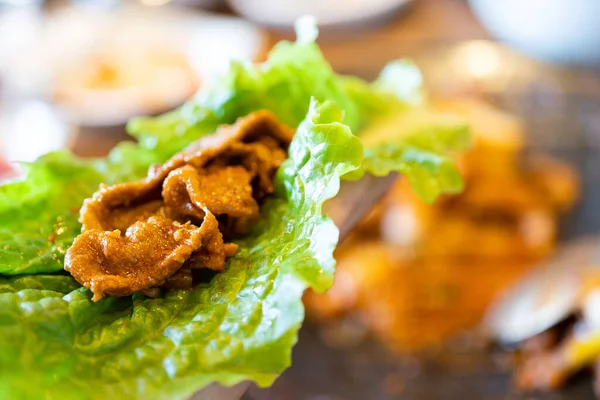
[70,207,80,214]
[47,233,57,244]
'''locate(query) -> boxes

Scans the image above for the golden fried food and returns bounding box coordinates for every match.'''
[527,154,580,213]
[306,240,533,351]
[305,98,580,353]
[377,99,578,260]
[434,98,525,179]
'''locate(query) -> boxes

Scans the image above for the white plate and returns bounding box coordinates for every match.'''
[228,0,412,29]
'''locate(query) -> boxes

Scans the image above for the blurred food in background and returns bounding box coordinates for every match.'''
[53,46,199,126]
[484,237,600,394]
[0,3,266,160]
[44,4,265,127]
[0,156,17,181]
[304,98,580,352]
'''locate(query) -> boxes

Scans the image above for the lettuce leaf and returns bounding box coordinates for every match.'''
[0,144,164,276]
[128,30,468,203]
[0,153,105,275]
[127,40,361,159]
[355,108,470,201]
[0,22,469,400]
[0,100,363,400]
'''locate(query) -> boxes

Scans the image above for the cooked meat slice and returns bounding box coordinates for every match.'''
[80,182,164,231]
[516,326,600,391]
[65,216,204,301]
[186,228,239,272]
[162,165,259,221]
[80,110,292,232]
[104,200,164,232]
[162,267,193,290]
[66,211,231,301]
[515,348,569,390]
[206,141,287,200]
[163,241,238,290]
[65,111,292,300]
[179,110,293,167]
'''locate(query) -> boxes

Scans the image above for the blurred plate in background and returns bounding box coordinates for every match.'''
[227,0,412,29]
[0,3,267,161]
[468,0,600,66]
[0,4,267,127]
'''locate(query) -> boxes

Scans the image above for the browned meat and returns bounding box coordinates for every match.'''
[66,214,214,301]
[515,324,600,391]
[515,346,570,390]
[161,165,259,222]
[594,358,600,398]
[104,200,164,232]
[79,110,293,232]
[162,267,193,290]
[520,329,560,356]
[65,111,293,301]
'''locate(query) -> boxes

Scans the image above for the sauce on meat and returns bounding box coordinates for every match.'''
[65,111,293,301]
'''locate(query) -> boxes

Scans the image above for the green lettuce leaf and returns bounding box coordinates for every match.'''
[0,144,164,276]
[354,108,470,202]
[373,60,425,105]
[0,99,363,400]
[127,19,361,160]
[128,27,468,203]
[0,153,104,275]
[0,21,469,400]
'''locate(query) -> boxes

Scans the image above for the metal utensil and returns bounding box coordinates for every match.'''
[484,236,600,344]
[189,381,251,400]
[324,172,398,242]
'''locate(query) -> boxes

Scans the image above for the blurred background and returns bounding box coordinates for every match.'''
[2,0,600,398]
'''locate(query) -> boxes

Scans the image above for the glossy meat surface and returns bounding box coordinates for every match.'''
[65,111,293,300]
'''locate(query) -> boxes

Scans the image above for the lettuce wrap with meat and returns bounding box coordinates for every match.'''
[0,20,469,399]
